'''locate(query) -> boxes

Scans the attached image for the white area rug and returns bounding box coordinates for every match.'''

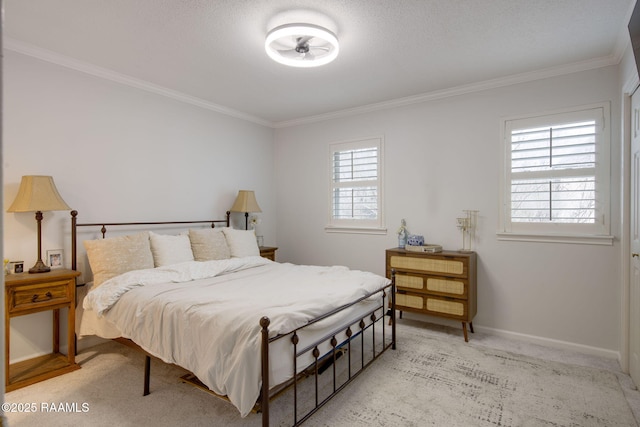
[5,320,637,427]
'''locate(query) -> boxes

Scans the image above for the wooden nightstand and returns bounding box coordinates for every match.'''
[5,268,81,391]
[259,246,278,261]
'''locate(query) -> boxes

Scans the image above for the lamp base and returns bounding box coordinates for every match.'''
[29,259,50,274]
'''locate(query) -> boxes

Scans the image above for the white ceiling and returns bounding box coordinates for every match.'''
[3,0,636,127]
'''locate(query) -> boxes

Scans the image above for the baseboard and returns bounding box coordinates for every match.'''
[400,312,620,361]
[473,324,620,361]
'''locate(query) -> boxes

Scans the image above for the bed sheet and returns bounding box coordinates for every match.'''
[82,257,390,417]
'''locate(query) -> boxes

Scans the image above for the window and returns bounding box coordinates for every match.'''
[498,103,612,244]
[326,137,385,234]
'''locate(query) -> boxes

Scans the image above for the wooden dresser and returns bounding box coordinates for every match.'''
[386,248,477,341]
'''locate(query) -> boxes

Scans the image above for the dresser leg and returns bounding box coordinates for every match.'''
[462,322,469,342]
[469,322,474,334]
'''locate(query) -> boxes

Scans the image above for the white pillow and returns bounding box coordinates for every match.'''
[149,231,194,267]
[222,228,260,257]
[84,232,154,287]
[189,228,231,261]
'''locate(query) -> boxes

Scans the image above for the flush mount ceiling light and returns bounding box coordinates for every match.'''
[265,23,339,68]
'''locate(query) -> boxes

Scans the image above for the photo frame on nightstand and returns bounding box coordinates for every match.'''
[47,249,63,269]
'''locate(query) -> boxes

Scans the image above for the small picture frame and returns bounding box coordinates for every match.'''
[47,249,63,269]
[8,261,24,275]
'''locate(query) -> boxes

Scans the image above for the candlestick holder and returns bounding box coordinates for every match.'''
[456,210,478,252]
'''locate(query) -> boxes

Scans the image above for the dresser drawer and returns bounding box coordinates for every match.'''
[389,255,467,277]
[395,291,468,321]
[8,280,72,313]
[395,273,467,298]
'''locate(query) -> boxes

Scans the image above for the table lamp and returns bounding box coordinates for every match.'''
[7,176,71,273]
[230,190,261,230]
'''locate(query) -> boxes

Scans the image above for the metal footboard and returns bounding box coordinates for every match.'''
[259,274,396,426]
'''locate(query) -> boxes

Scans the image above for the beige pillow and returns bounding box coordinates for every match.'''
[149,231,194,267]
[222,228,260,257]
[189,228,230,261]
[83,232,154,287]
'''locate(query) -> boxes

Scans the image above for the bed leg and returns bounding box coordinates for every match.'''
[260,317,270,427]
[391,270,396,350]
[143,355,151,396]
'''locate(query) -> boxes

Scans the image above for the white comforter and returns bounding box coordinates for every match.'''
[83,256,390,417]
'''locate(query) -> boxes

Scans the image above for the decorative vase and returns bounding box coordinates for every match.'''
[398,234,407,248]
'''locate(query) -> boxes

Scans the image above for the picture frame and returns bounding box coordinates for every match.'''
[47,249,63,269]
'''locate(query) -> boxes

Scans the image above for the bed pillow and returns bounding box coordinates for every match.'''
[222,228,260,257]
[188,228,231,261]
[84,232,154,287]
[149,231,195,267]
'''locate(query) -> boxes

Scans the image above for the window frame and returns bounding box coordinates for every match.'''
[325,136,386,234]
[498,103,613,245]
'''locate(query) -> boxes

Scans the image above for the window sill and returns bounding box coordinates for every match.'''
[325,226,387,235]
[496,232,614,246]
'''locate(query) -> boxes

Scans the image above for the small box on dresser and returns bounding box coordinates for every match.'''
[386,248,477,341]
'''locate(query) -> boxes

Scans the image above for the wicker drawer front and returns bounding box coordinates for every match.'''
[426,297,466,318]
[10,280,71,313]
[426,278,465,296]
[396,293,424,310]
[390,256,464,276]
[396,274,424,290]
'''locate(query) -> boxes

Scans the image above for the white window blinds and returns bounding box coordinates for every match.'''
[327,137,385,233]
[500,104,611,243]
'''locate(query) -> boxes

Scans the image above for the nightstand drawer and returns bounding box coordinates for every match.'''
[8,280,71,313]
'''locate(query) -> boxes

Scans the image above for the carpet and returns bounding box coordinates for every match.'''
[4,320,637,427]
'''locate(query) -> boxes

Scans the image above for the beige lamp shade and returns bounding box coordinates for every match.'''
[230,190,262,213]
[7,176,70,213]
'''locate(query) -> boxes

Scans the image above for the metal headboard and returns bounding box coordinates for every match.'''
[70,210,231,272]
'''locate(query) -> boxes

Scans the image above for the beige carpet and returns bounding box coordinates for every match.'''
[5,319,638,427]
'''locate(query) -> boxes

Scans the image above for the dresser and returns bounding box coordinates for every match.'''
[386,248,477,341]
[5,269,81,391]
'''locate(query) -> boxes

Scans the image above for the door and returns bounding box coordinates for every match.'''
[629,89,640,387]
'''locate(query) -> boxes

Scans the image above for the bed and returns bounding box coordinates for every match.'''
[71,210,396,426]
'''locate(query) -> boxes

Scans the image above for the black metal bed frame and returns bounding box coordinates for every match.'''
[70,210,396,426]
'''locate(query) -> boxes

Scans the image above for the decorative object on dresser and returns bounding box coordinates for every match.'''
[397,218,409,248]
[456,209,479,253]
[258,246,278,261]
[386,248,477,341]
[229,190,262,230]
[5,268,81,391]
[6,176,72,274]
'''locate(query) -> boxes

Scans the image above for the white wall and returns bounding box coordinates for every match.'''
[275,65,622,355]
[3,52,275,362]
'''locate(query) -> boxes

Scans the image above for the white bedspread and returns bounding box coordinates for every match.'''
[83,257,390,416]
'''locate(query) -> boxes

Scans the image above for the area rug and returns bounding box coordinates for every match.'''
[305,321,637,427]
[5,320,637,427]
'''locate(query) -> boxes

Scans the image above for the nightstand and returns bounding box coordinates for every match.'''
[259,246,278,261]
[5,268,81,391]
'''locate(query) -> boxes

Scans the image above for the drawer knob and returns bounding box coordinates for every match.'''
[31,292,53,302]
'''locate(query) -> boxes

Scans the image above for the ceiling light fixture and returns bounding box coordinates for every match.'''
[265,23,339,68]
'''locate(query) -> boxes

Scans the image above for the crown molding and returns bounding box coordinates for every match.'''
[4,37,621,130]
[4,37,273,128]
[273,55,620,128]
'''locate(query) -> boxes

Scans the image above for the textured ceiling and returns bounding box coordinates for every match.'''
[3,0,636,126]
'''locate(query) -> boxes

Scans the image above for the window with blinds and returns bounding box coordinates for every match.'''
[327,137,385,233]
[500,104,611,243]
